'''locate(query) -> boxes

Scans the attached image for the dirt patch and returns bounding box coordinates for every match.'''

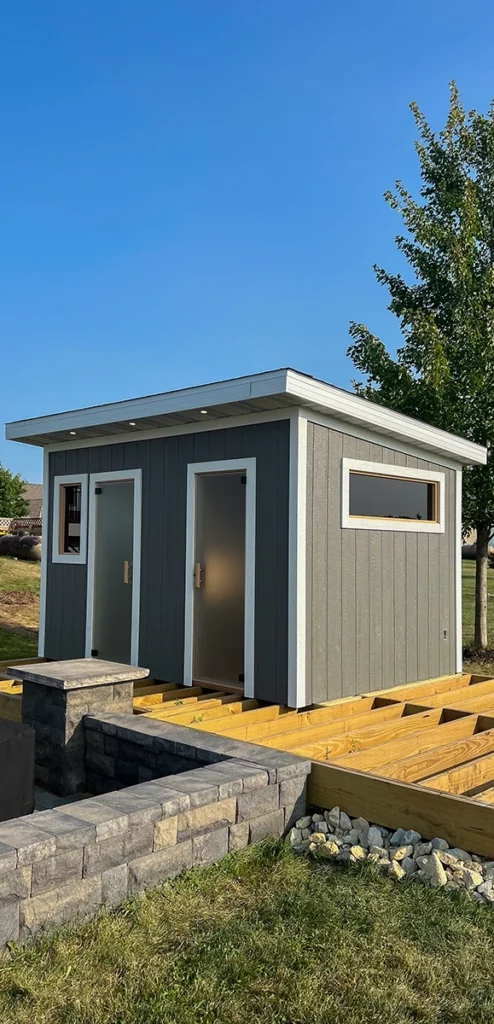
[0,617,38,639]
[0,590,40,635]
[0,590,37,607]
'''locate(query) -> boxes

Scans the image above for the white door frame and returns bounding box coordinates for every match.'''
[85,468,142,666]
[183,457,257,697]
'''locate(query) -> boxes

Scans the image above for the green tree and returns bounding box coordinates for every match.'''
[348,83,494,650]
[0,464,29,518]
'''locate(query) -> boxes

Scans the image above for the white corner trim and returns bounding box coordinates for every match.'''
[52,474,88,564]
[38,450,49,656]
[183,458,257,698]
[341,458,446,534]
[85,469,142,666]
[288,410,307,709]
[455,468,463,672]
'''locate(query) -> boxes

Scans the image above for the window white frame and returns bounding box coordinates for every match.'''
[85,469,142,666]
[183,458,256,697]
[52,474,88,564]
[341,458,445,534]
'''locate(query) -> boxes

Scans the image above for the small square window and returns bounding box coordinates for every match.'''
[52,475,88,563]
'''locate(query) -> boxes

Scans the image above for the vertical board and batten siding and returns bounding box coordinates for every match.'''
[45,420,290,703]
[305,422,457,704]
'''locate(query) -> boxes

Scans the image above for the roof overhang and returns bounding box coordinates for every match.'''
[5,368,487,466]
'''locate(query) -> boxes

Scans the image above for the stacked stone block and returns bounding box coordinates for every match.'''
[8,659,150,797]
[0,716,310,948]
[22,680,135,795]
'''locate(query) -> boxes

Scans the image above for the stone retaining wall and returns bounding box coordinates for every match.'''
[0,712,310,948]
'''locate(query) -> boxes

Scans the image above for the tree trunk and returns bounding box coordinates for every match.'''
[474,523,490,649]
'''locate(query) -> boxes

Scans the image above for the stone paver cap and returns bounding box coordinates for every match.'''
[6,658,150,690]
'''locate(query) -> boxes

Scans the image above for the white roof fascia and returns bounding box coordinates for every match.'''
[5,367,487,466]
[285,370,487,467]
[5,369,290,442]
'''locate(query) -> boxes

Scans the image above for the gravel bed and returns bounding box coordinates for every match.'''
[289,807,494,903]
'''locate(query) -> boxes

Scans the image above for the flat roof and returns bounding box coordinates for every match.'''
[5,368,487,465]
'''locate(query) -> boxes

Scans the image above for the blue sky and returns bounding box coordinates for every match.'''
[2,1,494,482]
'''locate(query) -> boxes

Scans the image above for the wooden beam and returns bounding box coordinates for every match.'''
[218,699,411,744]
[472,786,494,805]
[136,693,241,715]
[375,722,494,783]
[139,696,227,717]
[135,688,206,711]
[192,703,292,735]
[422,750,494,794]
[142,695,251,721]
[145,697,259,725]
[408,690,494,718]
[404,676,494,711]
[364,673,471,703]
[308,759,494,859]
[0,681,22,695]
[133,682,186,700]
[333,715,480,774]
[287,708,444,761]
[0,657,45,675]
[269,704,436,751]
[0,692,21,723]
[155,686,204,702]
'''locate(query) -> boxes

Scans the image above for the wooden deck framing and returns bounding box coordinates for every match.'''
[136,672,494,857]
[5,662,494,855]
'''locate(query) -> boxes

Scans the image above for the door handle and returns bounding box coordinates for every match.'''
[123,560,133,585]
[194,562,205,588]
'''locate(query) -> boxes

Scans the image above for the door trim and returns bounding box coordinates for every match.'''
[85,468,142,666]
[183,458,257,697]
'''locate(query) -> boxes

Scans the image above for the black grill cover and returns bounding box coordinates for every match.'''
[0,719,35,822]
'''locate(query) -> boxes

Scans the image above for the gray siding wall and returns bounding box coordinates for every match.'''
[306,422,457,703]
[45,420,290,703]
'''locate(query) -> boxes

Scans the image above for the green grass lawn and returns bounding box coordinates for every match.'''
[0,557,40,662]
[2,841,494,1024]
[461,560,494,647]
[462,560,494,672]
[0,629,38,661]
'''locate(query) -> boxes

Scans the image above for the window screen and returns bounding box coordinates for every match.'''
[349,472,437,522]
[60,484,82,553]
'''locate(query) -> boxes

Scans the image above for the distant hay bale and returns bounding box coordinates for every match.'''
[0,534,42,561]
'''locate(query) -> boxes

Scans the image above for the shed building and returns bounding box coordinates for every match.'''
[5,369,487,708]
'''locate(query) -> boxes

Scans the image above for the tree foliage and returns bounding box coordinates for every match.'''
[0,464,29,518]
[348,84,494,647]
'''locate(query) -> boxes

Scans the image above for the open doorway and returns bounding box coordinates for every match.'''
[85,469,142,665]
[184,458,256,696]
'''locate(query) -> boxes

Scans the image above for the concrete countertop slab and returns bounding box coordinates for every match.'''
[6,658,150,690]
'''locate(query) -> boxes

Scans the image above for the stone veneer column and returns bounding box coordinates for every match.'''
[7,659,149,797]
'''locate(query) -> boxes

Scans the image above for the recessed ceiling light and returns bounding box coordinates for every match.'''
[129,421,136,426]
[69,431,76,435]
[200,409,208,415]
